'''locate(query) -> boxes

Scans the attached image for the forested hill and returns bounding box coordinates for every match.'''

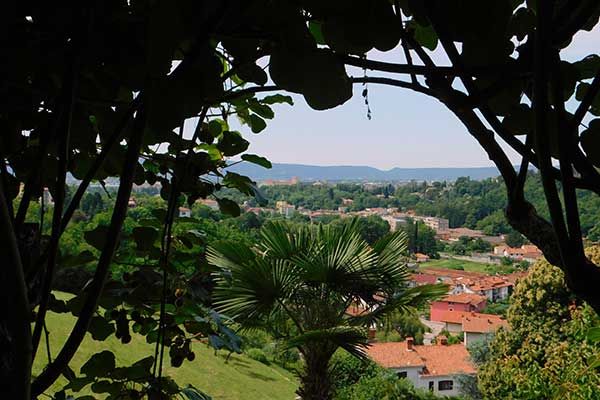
[230,163,501,182]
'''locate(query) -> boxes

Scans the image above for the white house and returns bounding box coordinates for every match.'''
[178,207,192,218]
[367,338,476,397]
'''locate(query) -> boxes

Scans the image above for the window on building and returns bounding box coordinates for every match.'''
[428,381,434,391]
[397,371,407,379]
[438,380,454,391]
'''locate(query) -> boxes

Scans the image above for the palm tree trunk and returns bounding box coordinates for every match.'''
[297,347,333,400]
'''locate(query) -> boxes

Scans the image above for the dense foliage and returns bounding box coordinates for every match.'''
[3,0,600,398]
[208,220,447,399]
[334,370,464,400]
[231,173,600,240]
[478,255,600,399]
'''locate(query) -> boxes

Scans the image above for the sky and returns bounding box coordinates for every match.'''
[198,25,599,170]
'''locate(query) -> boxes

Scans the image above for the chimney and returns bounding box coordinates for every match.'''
[406,337,414,350]
[438,335,448,346]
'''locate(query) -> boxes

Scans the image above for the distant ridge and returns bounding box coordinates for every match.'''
[230,163,500,182]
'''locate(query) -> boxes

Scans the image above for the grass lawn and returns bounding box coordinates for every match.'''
[422,258,498,274]
[34,293,298,400]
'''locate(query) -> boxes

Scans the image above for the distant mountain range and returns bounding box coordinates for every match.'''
[230,163,501,182]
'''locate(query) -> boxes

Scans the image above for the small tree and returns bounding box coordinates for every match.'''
[478,256,600,399]
[504,230,525,248]
[208,219,447,399]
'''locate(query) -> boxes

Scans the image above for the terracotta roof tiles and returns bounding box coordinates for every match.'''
[367,341,476,376]
[440,293,487,305]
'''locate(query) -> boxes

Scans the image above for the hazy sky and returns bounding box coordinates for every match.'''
[222,26,599,170]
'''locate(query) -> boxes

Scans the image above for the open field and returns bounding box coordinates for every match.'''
[34,293,298,400]
[422,258,497,274]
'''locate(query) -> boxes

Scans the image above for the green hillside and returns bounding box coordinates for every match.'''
[33,293,298,400]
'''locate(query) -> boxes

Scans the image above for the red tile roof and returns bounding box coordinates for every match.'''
[367,341,476,376]
[411,273,438,285]
[469,276,512,291]
[431,310,508,333]
[433,310,469,324]
[462,314,509,333]
[366,341,425,368]
[416,344,477,376]
[440,293,487,305]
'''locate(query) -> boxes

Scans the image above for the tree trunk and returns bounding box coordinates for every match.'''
[0,178,32,399]
[297,347,334,400]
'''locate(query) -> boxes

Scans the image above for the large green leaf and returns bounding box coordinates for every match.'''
[412,22,438,51]
[217,198,241,217]
[80,351,116,378]
[270,48,352,110]
[88,316,115,341]
[260,94,294,105]
[241,154,272,169]
[321,0,400,54]
[84,225,110,251]
[132,226,159,251]
[217,131,249,156]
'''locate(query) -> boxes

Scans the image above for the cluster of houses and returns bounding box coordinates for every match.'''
[361,267,526,396]
[240,201,545,262]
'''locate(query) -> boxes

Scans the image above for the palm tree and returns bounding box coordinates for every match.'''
[208,219,446,400]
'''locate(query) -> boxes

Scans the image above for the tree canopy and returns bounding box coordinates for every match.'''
[2,0,600,398]
[208,220,446,399]
[478,253,600,399]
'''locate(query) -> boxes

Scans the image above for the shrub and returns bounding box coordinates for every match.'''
[374,329,403,343]
[330,351,381,392]
[246,348,270,365]
[335,371,463,400]
[239,329,271,350]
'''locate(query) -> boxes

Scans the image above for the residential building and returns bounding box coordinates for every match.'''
[127,196,137,208]
[409,273,438,287]
[494,244,543,262]
[417,267,518,303]
[367,338,476,396]
[178,207,191,218]
[275,201,296,218]
[430,310,509,342]
[197,198,219,210]
[465,276,513,301]
[415,253,430,263]
[421,216,450,232]
[437,227,485,241]
[461,313,509,346]
[383,215,408,232]
[430,293,487,322]
[260,177,299,186]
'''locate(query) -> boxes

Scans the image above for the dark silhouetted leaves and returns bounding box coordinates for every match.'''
[260,94,294,105]
[217,131,249,156]
[241,154,272,169]
[270,48,352,110]
[84,225,110,251]
[88,316,115,341]
[576,82,600,116]
[217,198,241,217]
[133,226,159,251]
[80,351,116,377]
[580,120,600,166]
